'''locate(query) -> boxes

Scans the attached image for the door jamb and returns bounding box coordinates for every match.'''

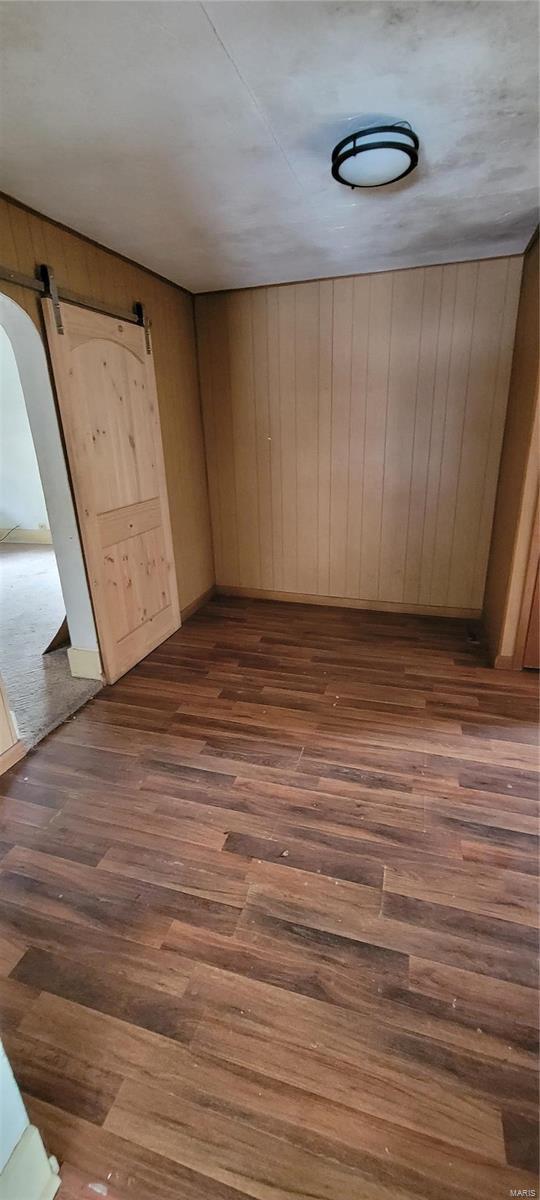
[512,490,540,669]
[0,292,102,679]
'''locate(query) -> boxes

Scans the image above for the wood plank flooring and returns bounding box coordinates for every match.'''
[0,597,538,1199]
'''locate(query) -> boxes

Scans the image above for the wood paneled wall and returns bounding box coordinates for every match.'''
[483,236,539,665]
[196,257,522,617]
[0,193,525,624]
[0,196,214,612]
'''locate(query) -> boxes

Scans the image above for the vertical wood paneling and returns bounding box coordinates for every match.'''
[483,238,539,662]
[428,261,479,607]
[199,294,239,585]
[329,277,354,597]
[402,266,443,604]
[471,257,525,609]
[379,268,424,603]
[295,283,319,596]
[251,289,274,591]
[229,292,260,587]
[356,272,393,602]
[447,258,510,608]
[0,196,214,612]
[346,276,369,600]
[417,264,457,606]
[278,287,298,590]
[317,281,333,596]
[195,256,522,616]
[266,288,284,591]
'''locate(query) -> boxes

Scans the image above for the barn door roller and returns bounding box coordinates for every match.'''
[134,302,152,354]
[39,263,148,337]
[0,259,148,334]
[0,259,147,338]
[41,264,63,334]
[1,258,151,343]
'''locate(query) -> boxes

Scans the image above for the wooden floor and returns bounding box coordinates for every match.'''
[0,597,538,1200]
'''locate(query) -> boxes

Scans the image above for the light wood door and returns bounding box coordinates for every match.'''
[42,300,180,683]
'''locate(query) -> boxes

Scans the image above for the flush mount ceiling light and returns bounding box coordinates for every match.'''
[331,122,419,189]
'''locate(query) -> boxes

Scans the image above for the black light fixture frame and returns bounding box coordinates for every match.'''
[331,122,419,189]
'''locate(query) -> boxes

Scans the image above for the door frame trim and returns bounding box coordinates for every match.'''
[512,490,540,668]
[0,293,102,677]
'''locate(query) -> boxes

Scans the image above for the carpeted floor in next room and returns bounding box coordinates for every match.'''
[0,543,100,747]
[0,596,538,1199]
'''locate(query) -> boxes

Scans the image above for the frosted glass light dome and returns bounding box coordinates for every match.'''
[331,123,419,189]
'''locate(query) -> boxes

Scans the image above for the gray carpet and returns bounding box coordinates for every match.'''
[0,544,101,748]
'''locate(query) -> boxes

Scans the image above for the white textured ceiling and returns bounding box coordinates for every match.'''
[0,1,538,293]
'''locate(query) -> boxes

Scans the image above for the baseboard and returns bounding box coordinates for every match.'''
[0,741,25,778]
[216,586,480,621]
[493,652,519,670]
[67,646,103,681]
[181,584,216,622]
[0,528,53,545]
[0,1125,60,1200]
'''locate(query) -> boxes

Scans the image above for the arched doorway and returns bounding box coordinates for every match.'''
[0,293,102,749]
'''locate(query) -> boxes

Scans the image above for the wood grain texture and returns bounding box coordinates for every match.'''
[42,299,180,683]
[0,194,214,611]
[483,235,539,663]
[0,596,537,1199]
[196,259,522,613]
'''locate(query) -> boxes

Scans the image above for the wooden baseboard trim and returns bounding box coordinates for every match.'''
[0,740,25,777]
[492,653,519,670]
[181,585,216,623]
[0,528,53,545]
[215,586,480,621]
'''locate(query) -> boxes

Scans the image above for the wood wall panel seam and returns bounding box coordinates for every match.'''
[195,258,521,614]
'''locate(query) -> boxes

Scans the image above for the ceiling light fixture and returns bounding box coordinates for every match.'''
[331,122,419,189]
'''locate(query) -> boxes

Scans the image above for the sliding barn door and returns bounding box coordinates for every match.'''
[42,300,180,683]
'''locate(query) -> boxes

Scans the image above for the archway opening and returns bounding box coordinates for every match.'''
[0,294,102,748]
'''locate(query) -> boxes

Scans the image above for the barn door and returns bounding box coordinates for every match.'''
[42,299,180,684]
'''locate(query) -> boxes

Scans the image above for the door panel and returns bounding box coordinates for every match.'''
[42,300,180,683]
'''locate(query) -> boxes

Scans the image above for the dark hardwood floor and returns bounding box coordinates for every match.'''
[0,597,538,1199]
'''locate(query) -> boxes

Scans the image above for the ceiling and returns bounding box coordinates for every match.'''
[0,1,538,293]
